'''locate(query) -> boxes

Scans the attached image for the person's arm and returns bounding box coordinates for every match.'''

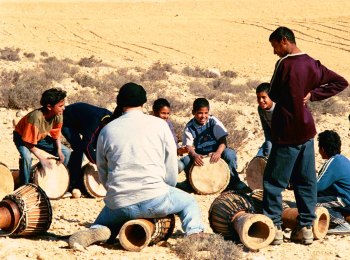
[163,122,178,186]
[310,63,348,101]
[55,138,65,163]
[96,131,108,188]
[25,142,53,169]
[182,126,204,166]
[210,136,226,163]
[258,108,272,156]
[317,158,339,193]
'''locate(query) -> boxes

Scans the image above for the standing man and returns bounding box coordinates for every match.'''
[69,83,205,249]
[263,26,348,245]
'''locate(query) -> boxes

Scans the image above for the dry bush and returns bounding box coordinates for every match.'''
[41,56,77,81]
[182,66,220,78]
[23,52,35,59]
[68,88,114,107]
[210,78,233,93]
[188,81,210,96]
[142,81,167,95]
[172,233,242,260]
[309,98,348,119]
[78,55,102,67]
[40,51,49,57]
[140,62,171,81]
[0,47,21,61]
[73,74,101,88]
[222,70,238,78]
[246,79,262,90]
[0,70,20,88]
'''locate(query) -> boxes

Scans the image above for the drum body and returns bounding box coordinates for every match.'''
[208,191,252,241]
[31,159,69,200]
[0,183,52,236]
[82,163,106,198]
[189,157,230,195]
[0,162,14,200]
[245,156,267,190]
[149,214,175,245]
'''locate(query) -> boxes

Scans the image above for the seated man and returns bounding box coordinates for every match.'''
[316,130,350,234]
[69,83,205,249]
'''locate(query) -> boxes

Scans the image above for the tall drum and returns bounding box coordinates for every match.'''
[188,157,230,195]
[31,159,70,200]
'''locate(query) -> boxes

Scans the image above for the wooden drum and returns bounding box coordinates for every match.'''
[0,162,14,201]
[82,163,106,198]
[189,157,230,195]
[31,159,69,200]
[245,156,267,190]
[0,183,52,236]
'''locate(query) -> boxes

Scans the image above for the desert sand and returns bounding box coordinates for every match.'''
[0,0,350,259]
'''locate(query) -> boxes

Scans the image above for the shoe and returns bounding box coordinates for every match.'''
[327,222,350,235]
[69,226,111,250]
[290,226,313,245]
[271,225,283,245]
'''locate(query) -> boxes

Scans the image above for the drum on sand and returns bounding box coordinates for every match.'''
[0,162,15,201]
[31,159,70,200]
[188,157,230,195]
[245,156,267,190]
[82,163,106,198]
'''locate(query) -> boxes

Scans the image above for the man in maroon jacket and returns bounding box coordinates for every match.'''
[263,26,348,245]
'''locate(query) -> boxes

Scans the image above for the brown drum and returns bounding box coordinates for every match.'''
[31,159,69,200]
[10,169,21,190]
[189,157,230,195]
[0,162,14,201]
[245,156,267,190]
[82,163,106,198]
[0,183,52,236]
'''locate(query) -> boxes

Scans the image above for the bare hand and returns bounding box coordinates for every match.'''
[209,152,221,163]
[193,154,204,166]
[41,158,53,170]
[177,146,188,156]
[303,92,311,106]
[58,151,65,163]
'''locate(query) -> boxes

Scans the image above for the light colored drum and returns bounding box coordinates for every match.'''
[189,157,230,195]
[0,162,15,200]
[31,159,70,200]
[245,156,267,190]
[82,163,106,198]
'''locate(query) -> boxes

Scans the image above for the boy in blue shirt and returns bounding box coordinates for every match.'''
[181,98,250,192]
[256,83,275,157]
[316,130,350,234]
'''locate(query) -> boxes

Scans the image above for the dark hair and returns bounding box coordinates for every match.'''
[152,98,170,112]
[40,88,67,108]
[318,130,341,157]
[256,83,270,94]
[269,26,296,44]
[193,98,210,112]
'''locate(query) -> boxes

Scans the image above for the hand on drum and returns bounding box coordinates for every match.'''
[209,152,221,163]
[193,154,205,166]
[57,151,65,163]
[40,158,54,170]
[177,146,188,156]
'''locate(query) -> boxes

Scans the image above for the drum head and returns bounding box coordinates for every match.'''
[32,159,69,200]
[0,162,14,200]
[245,157,267,190]
[82,163,106,198]
[189,157,230,195]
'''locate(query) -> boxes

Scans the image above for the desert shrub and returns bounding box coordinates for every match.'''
[160,94,192,117]
[172,234,242,260]
[210,78,233,93]
[0,70,20,88]
[140,62,170,81]
[23,52,35,59]
[73,74,101,88]
[41,56,75,81]
[309,98,348,117]
[40,51,49,57]
[188,81,210,96]
[68,89,101,106]
[222,70,238,78]
[182,66,220,78]
[246,79,263,90]
[0,47,21,61]
[78,55,102,67]
[142,81,167,95]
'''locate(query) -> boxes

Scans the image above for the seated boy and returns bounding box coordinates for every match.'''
[13,88,71,186]
[256,83,274,157]
[316,130,350,234]
[181,98,250,192]
[152,98,187,172]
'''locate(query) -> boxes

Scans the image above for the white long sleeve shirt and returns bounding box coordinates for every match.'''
[96,110,178,209]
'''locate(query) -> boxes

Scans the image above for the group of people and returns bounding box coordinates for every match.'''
[12,26,349,249]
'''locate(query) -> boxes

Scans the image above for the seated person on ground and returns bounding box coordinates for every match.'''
[181,97,250,192]
[316,130,350,234]
[152,98,187,172]
[255,82,274,158]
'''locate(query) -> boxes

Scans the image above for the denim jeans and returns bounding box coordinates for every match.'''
[91,186,204,239]
[13,131,71,185]
[181,147,241,183]
[263,139,316,227]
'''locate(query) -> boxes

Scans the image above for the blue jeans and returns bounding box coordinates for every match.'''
[91,186,204,239]
[13,131,71,185]
[181,148,242,185]
[263,139,316,227]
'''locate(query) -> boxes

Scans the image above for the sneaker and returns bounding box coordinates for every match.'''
[290,226,313,245]
[271,225,283,245]
[327,222,350,235]
[69,226,111,250]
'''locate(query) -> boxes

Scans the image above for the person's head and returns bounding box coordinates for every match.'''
[269,27,296,58]
[40,88,67,116]
[256,83,273,110]
[113,82,147,119]
[318,130,341,159]
[192,98,210,125]
[152,98,171,120]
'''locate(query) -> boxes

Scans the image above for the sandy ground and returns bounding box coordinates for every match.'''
[0,1,350,259]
